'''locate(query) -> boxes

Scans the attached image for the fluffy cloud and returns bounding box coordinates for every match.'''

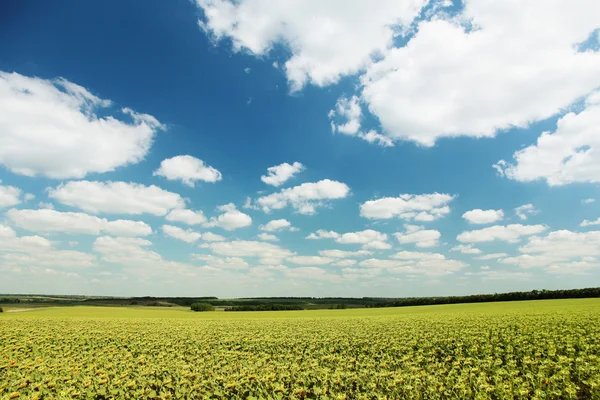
[462,209,503,224]
[196,0,427,91]
[515,204,540,221]
[260,219,292,232]
[256,179,350,214]
[205,203,252,230]
[200,232,226,242]
[394,225,441,248]
[328,96,394,147]
[318,249,372,258]
[331,259,357,267]
[0,224,53,253]
[360,2,600,146]
[287,255,334,265]
[165,209,207,225]
[6,208,152,236]
[307,229,391,250]
[476,253,508,260]
[202,240,293,261]
[360,193,454,221]
[49,181,185,215]
[582,198,596,204]
[0,184,22,208]
[496,95,600,185]
[192,254,249,269]
[450,244,482,255]
[581,218,600,227]
[457,224,547,243]
[261,162,305,186]
[360,253,465,276]
[162,225,202,243]
[465,270,533,281]
[0,71,164,179]
[154,155,222,187]
[257,233,278,242]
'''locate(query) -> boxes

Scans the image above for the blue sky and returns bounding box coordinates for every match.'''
[1,0,600,297]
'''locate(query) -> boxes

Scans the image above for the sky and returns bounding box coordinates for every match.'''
[1,0,600,298]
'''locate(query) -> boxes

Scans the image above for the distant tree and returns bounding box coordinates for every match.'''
[0,306,3,313]
[191,302,215,312]
[336,304,347,309]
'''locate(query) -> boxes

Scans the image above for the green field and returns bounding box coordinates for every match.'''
[1,299,599,399]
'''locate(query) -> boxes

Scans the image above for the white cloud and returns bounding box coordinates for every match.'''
[581,218,600,227]
[466,270,533,281]
[360,254,465,276]
[256,179,350,214]
[205,203,252,230]
[202,240,293,262]
[329,96,395,147]
[318,249,372,258]
[360,2,600,146]
[257,233,278,242]
[162,225,202,243]
[154,155,222,187]
[196,0,428,91]
[331,259,357,267]
[49,181,185,216]
[394,225,441,248]
[462,209,503,224]
[38,202,54,210]
[457,224,547,243]
[200,232,226,242]
[582,198,596,204]
[165,209,207,225]
[360,193,454,221]
[0,185,22,208]
[6,208,152,236]
[287,255,333,265]
[1,250,96,269]
[261,162,305,186]
[306,230,340,240]
[496,96,600,186]
[515,204,540,221]
[476,253,508,260]
[192,254,249,269]
[0,71,164,179]
[308,229,392,250]
[24,193,35,201]
[0,224,53,253]
[450,244,482,255]
[260,218,292,232]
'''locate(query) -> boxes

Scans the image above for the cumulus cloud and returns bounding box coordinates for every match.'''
[318,249,372,258]
[495,95,600,185]
[0,224,53,253]
[165,208,207,225]
[202,240,293,264]
[331,259,358,267]
[162,225,202,243]
[257,233,278,242]
[582,198,596,204]
[0,184,22,208]
[287,255,334,265]
[394,225,441,248]
[49,181,185,216]
[457,224,547,243]
[259,219,292,232]
[476,253,508,260]
[360,193,454,221]
[6,208,151,237]
[360,253,465,276]
[154,155,222,187]
[261,162,305,186]
[515,204,540,221]
[450,244,483,255]
[192,254,249,269]
[255,179,350,214]
[200,232,226,242]
[205,203,252,230]
[462,209,503,224]
[581,218,600,227]
[307,229,391,250]
[0,71,164,179]
[196,0,427,91]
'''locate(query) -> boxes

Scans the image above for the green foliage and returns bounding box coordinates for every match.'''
[0,306,3,313]
[1,300,600,399]
[190,302,215,312]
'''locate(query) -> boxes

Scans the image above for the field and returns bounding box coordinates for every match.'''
[1,300,599,399]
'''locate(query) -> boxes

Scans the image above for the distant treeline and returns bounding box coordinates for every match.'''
[366,288,600,308]
[225,304,304,312]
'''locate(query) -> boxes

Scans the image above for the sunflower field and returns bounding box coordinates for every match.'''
[1,300,599,399]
